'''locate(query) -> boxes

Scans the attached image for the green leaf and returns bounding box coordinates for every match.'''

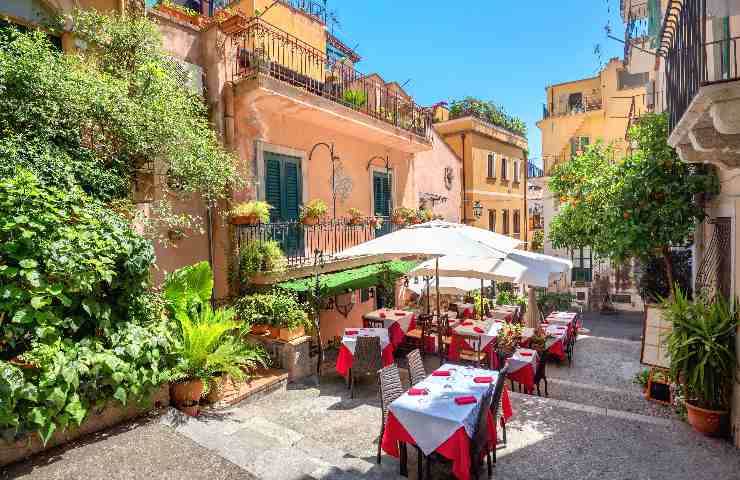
[65,395,87,426]
[30,296,47,310]
[46,386,68,410]
[19,259,38,269]
[113,386,127,406]
[38,421,56,446]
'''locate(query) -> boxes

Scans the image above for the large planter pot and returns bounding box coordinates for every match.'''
[302,216,319,226]
[685,402,729,436]
[170,379,204,406]
[277,325,306,342]
[251,324,271,335]
[231,214,260,225]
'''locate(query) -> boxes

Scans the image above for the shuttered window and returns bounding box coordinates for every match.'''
[501,158,508,180]
[513,209,520,234]
[487,153,496,178]
[502,209,509,234]
[488,209,496,232]
[264,152,302,222]
[373,171,392,217]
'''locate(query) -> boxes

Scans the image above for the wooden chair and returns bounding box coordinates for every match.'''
[403,314,430,356]
[350,336,382,399]
[377,364,404,465]
[363,317,385,329]
[490,366,509,465]
[455,334,487,369]
[406,349,426,386]
[432,314,451,364]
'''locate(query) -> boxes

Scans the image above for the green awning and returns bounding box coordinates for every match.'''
[278,260,418,296]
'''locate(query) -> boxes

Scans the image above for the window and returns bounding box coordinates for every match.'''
[502,209,509,234]
[571,247,593,283]
[488,209,496,232]
[487,153,496,178]
[568,92,584,112]
[570,136,590,157]
[513,209,520,234]
[617,70,649,90]
[501,158,508,180]
[513,159,520,183]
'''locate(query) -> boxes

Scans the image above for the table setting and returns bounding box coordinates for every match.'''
[363,308,417,347]
[335,327,394,377]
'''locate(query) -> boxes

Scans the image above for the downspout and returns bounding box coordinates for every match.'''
[523,152,529,248]
[461,133,467,224]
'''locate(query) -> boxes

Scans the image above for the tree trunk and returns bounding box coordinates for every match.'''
[662,245,675,300]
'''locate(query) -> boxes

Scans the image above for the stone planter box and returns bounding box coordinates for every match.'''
[248,334,317,382]
[205,368,288,407]
[0,385,169,467]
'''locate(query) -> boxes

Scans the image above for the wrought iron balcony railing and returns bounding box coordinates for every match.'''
[231,18,432,140]
[542,94,603,119]
[662,0,740,132]
[234,217,401,270]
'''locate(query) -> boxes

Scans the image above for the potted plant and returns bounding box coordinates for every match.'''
[234,291,311,342]
[219,11,250,34]
[299,199,328,225]
[497,323,524,355]
[528,327,548,354]
[416,208,433,224]
[663,288,739,435]
[238,239,287,282]
[347,207,364,226]
[369,216,383,229]
[392,207,414,226]
[156,0,203,27]
[230,200,271,225]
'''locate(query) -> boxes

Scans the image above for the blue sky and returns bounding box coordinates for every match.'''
[333,1,626,165]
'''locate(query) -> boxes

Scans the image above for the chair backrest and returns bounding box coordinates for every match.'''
[534,352,547,381]
[470,387,495,471]
[490,365,509,421]
[406,349,426,386]
[435,314,450,355]
[363,317,385,329]
[378,364,404,421]
[353,336,382,376]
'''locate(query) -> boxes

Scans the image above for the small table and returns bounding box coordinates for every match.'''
[506,348,539,393]
[447,318,506,364]
[544,324,569,360]
[335,328,394,377]
[363,309,417,347]
[381,364,513,480]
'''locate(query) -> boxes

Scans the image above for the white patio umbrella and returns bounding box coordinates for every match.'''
[408,276,483,296]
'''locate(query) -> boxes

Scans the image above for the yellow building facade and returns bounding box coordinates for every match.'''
[434,113,529,243]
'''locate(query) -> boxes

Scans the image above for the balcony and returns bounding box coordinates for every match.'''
[662,0,740,169]
[542,94,603,119]
[234,217,403,282]
[228,18,432,147]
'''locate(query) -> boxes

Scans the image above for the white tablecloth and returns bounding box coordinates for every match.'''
[546,312,578,327]
[545,324,568,350]
[452,318,505,351]
[364,308,416,332]
[389,364,499,455]
[341,328,390,356]
[509,348,538,375]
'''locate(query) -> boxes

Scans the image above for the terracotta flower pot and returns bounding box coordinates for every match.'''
[180,405,200,417]
[392,216,406,226]
[219,12,249,34]
[685,402,728,436]
[250,324,271,335]
[170,378,204,406]
[231,214,260,225]
[302,216,319,226]
[349,218,363,226]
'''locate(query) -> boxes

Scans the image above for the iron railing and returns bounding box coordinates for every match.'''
[276,0,328,23]
[542,153,569,176]
[231,18,432,140]
[663,0,740,132]
[624,0,651,62]
[234,217,400,270]
[542,94,603,119]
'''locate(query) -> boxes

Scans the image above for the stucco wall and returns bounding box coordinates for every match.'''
[411,130,462,222]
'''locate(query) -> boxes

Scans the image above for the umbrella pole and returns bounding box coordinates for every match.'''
[425,276,430,315]
[480,278,484,320]
[435,258,440,318]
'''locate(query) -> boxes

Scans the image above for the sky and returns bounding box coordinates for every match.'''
[332,1,626,166]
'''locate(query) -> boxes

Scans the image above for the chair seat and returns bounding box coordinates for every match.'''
[459,350,487,362]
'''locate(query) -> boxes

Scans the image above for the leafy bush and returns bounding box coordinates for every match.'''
[496,291,527,308]
[342,89,367,108]
[229,201,272,224]
[536,292,576,316]
[663,289,739,410]
[0,172,154,355]
[233,291,311,331]
[239,240,287,282]
[638,250,692,302]
[448,97,527,136]
[531,230,544,252]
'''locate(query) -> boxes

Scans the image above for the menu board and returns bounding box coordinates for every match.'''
[640,305,672,369]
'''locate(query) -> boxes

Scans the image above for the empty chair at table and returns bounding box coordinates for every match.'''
[404,313,431,356]
[406,349,426,386]
[534,351,548,397]
[431,314,451,364]
[377,364,404,465]
[454,333,488,369]
[350,336,383,399]
[490,366,509,465]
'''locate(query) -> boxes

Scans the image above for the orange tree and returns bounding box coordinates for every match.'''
[548,113,718,297]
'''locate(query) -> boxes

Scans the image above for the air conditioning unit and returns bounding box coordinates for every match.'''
[162,56,204,96]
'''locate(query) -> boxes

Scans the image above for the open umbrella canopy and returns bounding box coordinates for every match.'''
[334,220,522,260]
[409,250,572,288]
[408,276,483,296]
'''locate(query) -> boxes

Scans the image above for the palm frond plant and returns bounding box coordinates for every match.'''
[663,287,739,434]
[229,200,272,225]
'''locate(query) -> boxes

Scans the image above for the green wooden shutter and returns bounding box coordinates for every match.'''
[373,172,392,217]
[283,160,301,221]
[265,155,282,222]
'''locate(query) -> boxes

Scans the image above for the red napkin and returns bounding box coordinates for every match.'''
[379,312,386,318]
[474,376,493,383]
[473,326,485,334]
[346,330,359,336]
[432,370,450,377]
[495,320,503,323]
[454,396,477,405]
[462,321,474,326]
[519,351,533,357]
[407,388,428,396]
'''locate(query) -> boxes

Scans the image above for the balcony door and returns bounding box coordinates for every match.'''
[264,151,303,256]
[373,171,392,236]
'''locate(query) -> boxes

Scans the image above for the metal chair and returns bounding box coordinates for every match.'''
[534,351,548,397]
[470,388,495,479]
[363,317,385,329]
[377,364,404,465]
[406,349,427,386]
[350,336,382,399]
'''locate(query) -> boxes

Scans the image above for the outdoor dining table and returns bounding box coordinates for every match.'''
[381,364,513,480]
[363,308,417,347]
[545,311,580,329]
[506,348,539,393]
[335,328,394,377]
[457,303,475,318]
[488,307,514,322]
[446,317,506,364]
[543,324,568,360]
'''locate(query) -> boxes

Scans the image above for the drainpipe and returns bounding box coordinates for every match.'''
[523,152,529,248]
[461,133,467,224]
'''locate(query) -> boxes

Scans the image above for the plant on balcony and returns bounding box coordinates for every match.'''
[416,208,433,224]
[239,240,287,282]
[347,207,364,225]
[548,114,719,299]
[230,200,272,225]
[156,0,207,27]
[342,89,367,109]
[448,97,527,137]
[369,216,384,229]
[392,207,415,225]
[299,199,328,225]
[663,288,739,435]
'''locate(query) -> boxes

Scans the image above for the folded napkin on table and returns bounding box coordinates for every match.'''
[346,330,359,336]
[432,370,450,377]
[473,376,493,383]
[519,351,533,357]
[462,321,474,326]
[454,396,477,405]
[379,312,386,318]
[407,388,428,396]
[396,312,406,316]
[473,326,485,334]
